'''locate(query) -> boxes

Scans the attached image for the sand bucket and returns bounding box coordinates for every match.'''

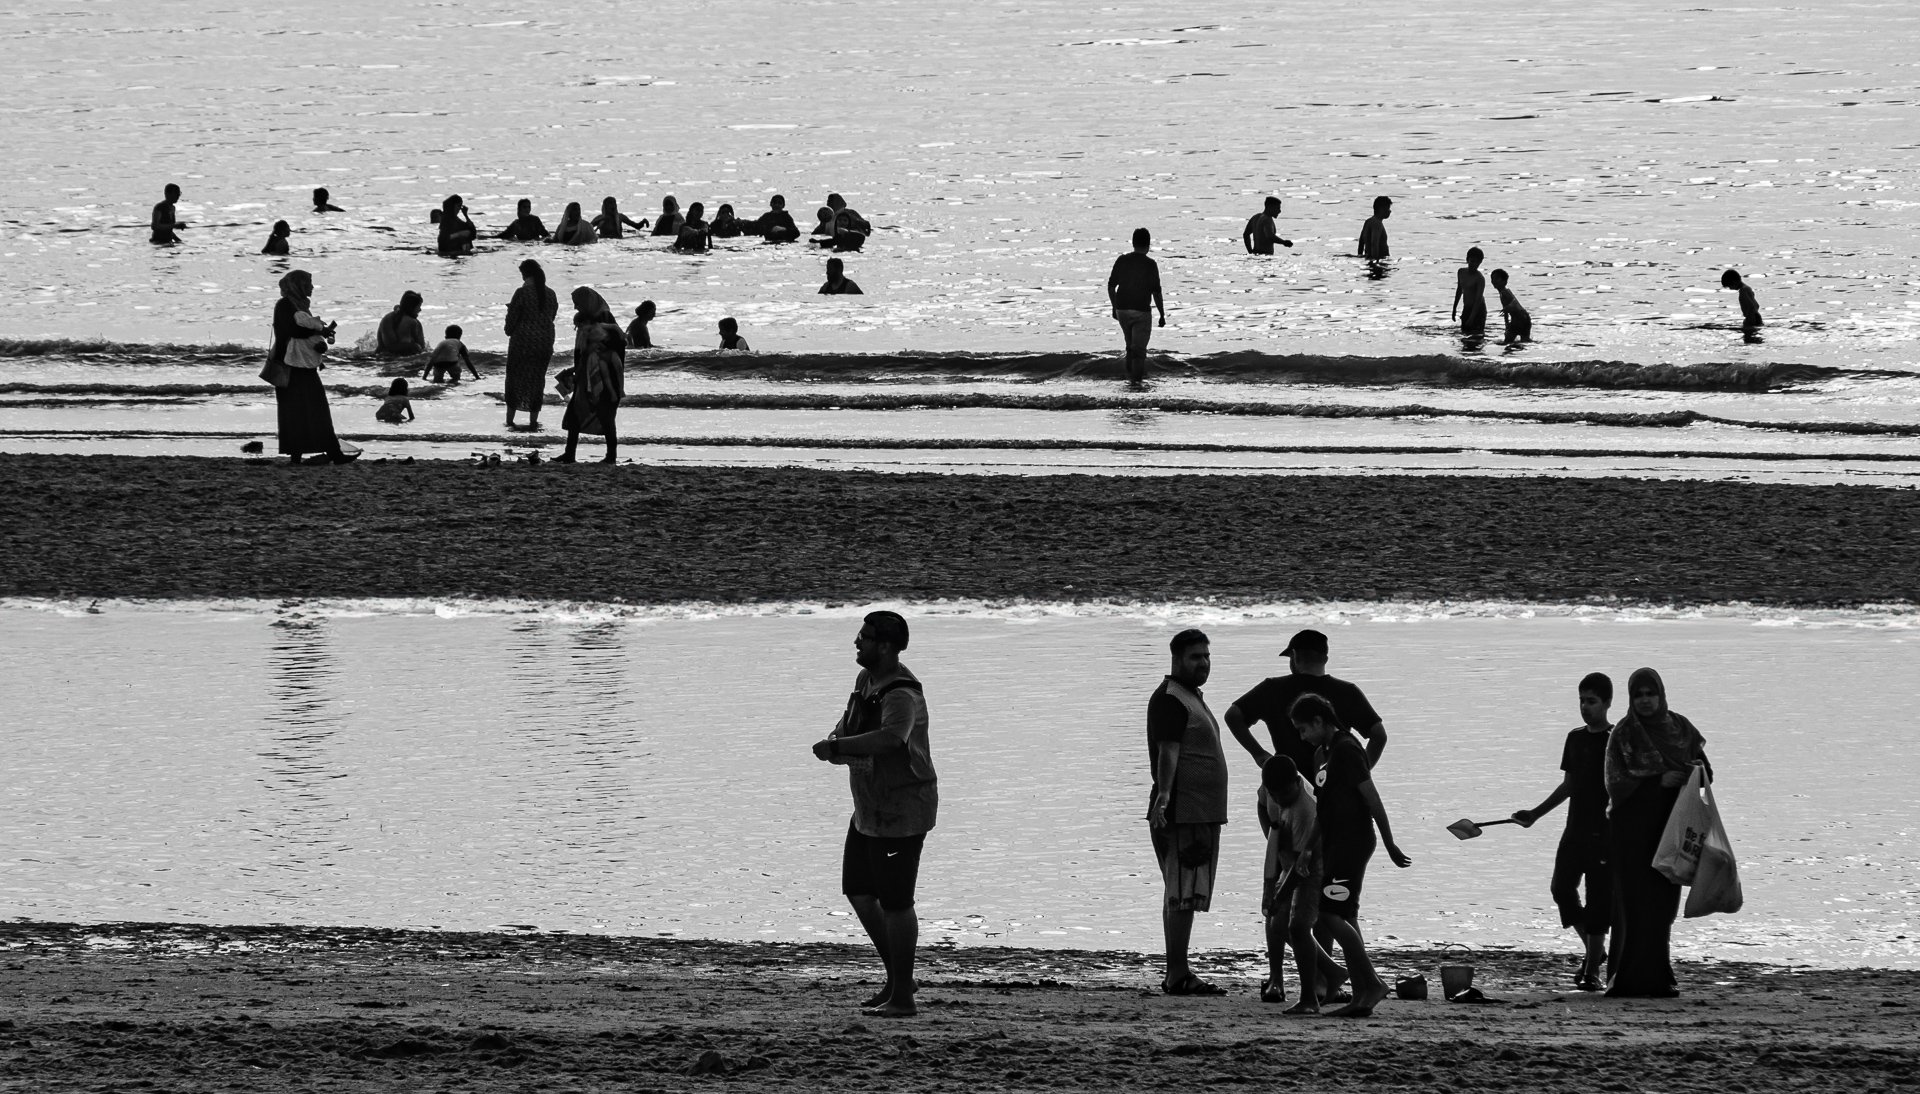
[1440,964,1475,999]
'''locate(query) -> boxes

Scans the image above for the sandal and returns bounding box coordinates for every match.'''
[1259,979,1286,1004]
[1162,973,1227,997]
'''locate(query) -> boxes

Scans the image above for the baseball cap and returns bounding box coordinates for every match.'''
[1280,629,1329,657]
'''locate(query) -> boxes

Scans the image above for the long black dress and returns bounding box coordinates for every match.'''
[272,298,340,458]
[1605,781,1683,997]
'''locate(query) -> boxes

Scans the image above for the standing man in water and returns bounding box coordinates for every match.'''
[1108,227,1165,384]
[1243,196,1293,255]
[150,184,184,245]
[812,611,938,1018]
[1146,628,1230,995]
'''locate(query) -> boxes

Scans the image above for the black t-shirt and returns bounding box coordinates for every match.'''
[1314,733,1373,851]
[1560,727,1610,835]
[1108,252,1161,311]
[1232,674,1380,776]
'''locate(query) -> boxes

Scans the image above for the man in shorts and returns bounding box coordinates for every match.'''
[1294,692,1412,1017]
[1146,628,1230,995]
[812,610,938,1017]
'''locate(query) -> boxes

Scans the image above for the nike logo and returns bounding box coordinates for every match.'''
[885,851,901,858]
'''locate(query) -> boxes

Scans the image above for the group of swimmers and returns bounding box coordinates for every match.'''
[427,190,872,258]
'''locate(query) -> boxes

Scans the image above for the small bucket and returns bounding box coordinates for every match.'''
[1394,975,1428,1001]
[1440,964,1475,999]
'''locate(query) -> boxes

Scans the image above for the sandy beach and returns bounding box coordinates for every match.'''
[2,455,1916,607]
[2,922,1914,1093]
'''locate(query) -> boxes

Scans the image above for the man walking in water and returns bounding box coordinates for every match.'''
[1108,227,1165,384]
[812,611,938,1018]
[1242,196,1293,255]
[150,184,184,245]
[1146,628,1230,995]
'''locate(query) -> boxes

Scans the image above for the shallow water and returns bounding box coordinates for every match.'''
[3,599,1915,969]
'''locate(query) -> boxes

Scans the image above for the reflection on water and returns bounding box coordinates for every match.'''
[2,602,1917,968]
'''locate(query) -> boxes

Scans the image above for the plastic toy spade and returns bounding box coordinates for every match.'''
[1447,817,1519,840]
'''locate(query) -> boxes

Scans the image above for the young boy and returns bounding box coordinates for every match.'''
[1293,693,1412,1018]
[1721,269,1762,330]
[718,317,751,352]
[626,301,656,349]
[1356,196,1391,262]
[1511,672,1614,990]
[1452,246,1487,335]
[1257,755,1349,1011]
[1490,268,1531,344]
[422,324,480,383]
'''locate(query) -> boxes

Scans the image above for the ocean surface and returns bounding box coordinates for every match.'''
[2,599,1916,970]
[3,0,1918,479]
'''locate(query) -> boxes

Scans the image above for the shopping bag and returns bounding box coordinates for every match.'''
[1652,764,1710,885]
[1684,780,1743,917]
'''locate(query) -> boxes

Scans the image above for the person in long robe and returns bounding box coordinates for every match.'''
[1603,667,1711,998]
[555,286,625,464]
[270,270,355,464]
[503,259,558,430]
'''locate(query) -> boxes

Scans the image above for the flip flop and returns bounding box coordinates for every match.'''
[1162,974,1227,997]
[1259,979,1286,1004]
[1447,987,1498,1004]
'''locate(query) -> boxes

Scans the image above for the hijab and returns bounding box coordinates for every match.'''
[279,270,312,311]
[1605,667,1706,801]
[571,286,615,327]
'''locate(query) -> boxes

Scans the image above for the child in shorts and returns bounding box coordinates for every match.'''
[1257,755,1347,1009]
[422,324,480,383]
[1491,268,1531,344]
[375,377,414,423]
[718,317,751,352]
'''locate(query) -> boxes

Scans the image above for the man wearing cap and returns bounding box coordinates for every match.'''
[1224,629,1388,777]
[1146,627,1231,995]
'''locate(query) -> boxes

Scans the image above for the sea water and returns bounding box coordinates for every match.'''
[2,599,1915,969]
[2,0,1918,478]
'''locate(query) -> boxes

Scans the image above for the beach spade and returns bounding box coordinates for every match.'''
[1447,817,1520,840]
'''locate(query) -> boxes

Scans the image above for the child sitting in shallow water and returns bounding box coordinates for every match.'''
[718,317,751,352]
[375,377,415,423]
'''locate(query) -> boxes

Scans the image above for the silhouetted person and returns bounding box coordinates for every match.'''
[261,220,291,256]
[376,291,427,355]
[820,257,863,295]
[1108,227,1165,384]
[422,323,480,383]
[1243,196,1292,255]
[1722,269,1762,330]
[751,195,801,243]
[1492,268,1531,344]
[1357,196,1391,262]
[552,202,596,245]
[828,193,872,238]
[150,184,184,245]
[651,195,684,237]
[718,316,751,351]
[592,196,647,240]
[626,300,656,349]
[437,194,476,256]
[674,202,711,252]
[1452,246,1487,336]
[497,199,551,241]
[312,187,343,213]
[710,203,745,238]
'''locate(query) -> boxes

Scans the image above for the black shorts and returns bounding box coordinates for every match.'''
[1320,835,1376,921]
[841,819,926,911]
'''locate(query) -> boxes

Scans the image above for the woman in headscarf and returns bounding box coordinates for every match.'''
[590,196,648,240]
[650,195,683,237]
[436,194,476,256]
[673,201,712,253]
[552,202,597,246]
[503,259,559,431]
[1603,667,1711,998]
[376,291,427,356]
[270,270,356,464]
[555,286,625,464]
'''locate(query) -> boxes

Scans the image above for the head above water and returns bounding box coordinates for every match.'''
[398,290,423,315]
[1466,246,1484,266]
[602,196,619,215]
[636,299,655,320]
[164,183,181,201]
[661,195,679,214]
[1721,269,1744,289]
[271,220,290,236]
[770,194,787,209]
[826,257,845,277]
[312,187,329,204]
[1168,628,1210,687]
[1490,268,1509,288]
[717,203,735,219]
[563,201,583,222]
[827,192,846,210]
[816,207,835,225]
[442,194,463,214]
[687,201,704,220]
[517,198,532,216]
[718,316,739,334]
[1132,227,1151,251]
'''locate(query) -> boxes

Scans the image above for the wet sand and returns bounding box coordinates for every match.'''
[1,455,1917,607]
[1,922,1914,1093]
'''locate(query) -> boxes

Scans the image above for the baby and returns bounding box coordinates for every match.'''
[375,377,415,423]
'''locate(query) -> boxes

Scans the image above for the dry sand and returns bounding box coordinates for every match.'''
[2,455,1916,606]
[1,923,1914,1093]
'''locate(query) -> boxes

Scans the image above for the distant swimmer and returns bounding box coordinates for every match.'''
[674,202,712,252]
[1491,268,1531,344]
[1243,196,1293,255]
[1357,196,1391,262]
[591,196,648,240]
[497,199,551,242]
[422,324,480,383]
[709,203,744,238]
[819,257,863,295]
[810,206,836,243]
[718,316,751,352]
[626,300,656,349]
[150,184,184,245]
[376,291,427,356]
[552,202,596,246]
[828,192,873,239]
[436,194,476,256]
[812,206,864,253]
[1721,269,1762,330]
[1107,227,1166,385]
[1452,246,1487,336]
[312,187,343,213]
[749,195,801,243]
[650,195,684,238]
[261,220,291,256]
[376,377,415,423]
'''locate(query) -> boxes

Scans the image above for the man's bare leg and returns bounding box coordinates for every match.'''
[868,905,919,1017]
[849,895,895,1008]
[1163,906,1194,987]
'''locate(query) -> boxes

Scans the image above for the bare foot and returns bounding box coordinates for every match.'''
[860,986,891,1009]
[1331,982,1387,1018]
[1281,1000,1321,1016]
[862,999,916,1018]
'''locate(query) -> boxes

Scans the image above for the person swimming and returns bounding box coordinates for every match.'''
[497,199,550,241]
[710,203,744,238]
[819,257,863,295]
[261,220,291,255]
[626,300,656,349]
[553,202,596,246]
[651,196,684,237]
[436,194,476,256]
[674,202,711,252]
[750,195,800,243]
[312,187,343,213]
[591,196,648,240]
[717,316,750,351]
